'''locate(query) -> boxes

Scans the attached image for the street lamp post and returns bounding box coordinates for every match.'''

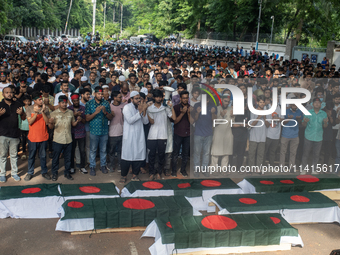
[270,16,275,44]
[92,0,96,35]
[120,3,123,35]
[255,0,262,51]
[104,1,106,40]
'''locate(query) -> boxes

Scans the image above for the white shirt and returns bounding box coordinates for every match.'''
[249,112,267,143]
[147,104,172,140]
[121,103,149,161]
[266,105,282,139]
[333,104,340,130]
[54,91,72,106]
[0,83,10,91]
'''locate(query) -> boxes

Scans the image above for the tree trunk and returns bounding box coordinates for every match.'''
[296,18,303,44]
[285,9,300,41]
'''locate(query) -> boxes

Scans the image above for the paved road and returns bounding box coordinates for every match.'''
[0,158,340,255]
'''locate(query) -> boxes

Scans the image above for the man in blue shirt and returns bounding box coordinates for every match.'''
[280,102,303,167]
[301,98,328,170]
[85,86,113,176]
[193,93,217,177]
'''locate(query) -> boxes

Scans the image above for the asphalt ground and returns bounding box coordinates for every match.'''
[0,156,340,255]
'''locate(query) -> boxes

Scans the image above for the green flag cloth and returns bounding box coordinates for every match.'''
[155,213,298,249]
[124,178,240,198]
[61,196,194,229]
[0,184,60,200]
[212,192,337,213]
[245,175,340,193]
[60,183,119,197]
[36,48,45,66]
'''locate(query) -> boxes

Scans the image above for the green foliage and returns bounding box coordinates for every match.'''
[1,0,340,46]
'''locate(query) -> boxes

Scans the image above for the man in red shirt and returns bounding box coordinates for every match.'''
[25,91,51,181]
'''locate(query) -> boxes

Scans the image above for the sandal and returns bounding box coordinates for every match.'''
[131,175,140,181]
[119,177,127,183]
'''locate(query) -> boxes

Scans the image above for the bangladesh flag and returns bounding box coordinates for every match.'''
[59,196,195,230]
[0,184,60,200]
[242,175,340,193]
[59,183,119,199]
[211,192,337,213]
[153,213,298,249]
[0,184,61,219]
[123,178,241,198]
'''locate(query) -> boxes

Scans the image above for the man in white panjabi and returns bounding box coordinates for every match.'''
[120,91,149,183]
[211,96,234,168]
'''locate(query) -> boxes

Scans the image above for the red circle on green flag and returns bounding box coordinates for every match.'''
[280,180,294,184]
[21,187,41,194]
[201,180,221,187]
[239,198,257,204]
[123,198,155,210]
[296,175,319,183]
[178,183,191,188]
[201,215,237,230]
[142,181,164,189]
[166,221,172,228]
[79,186,101,193]
[68,201,84,208]
[290,195,310,202]
[270,217,281,224]
[260,180,274,185]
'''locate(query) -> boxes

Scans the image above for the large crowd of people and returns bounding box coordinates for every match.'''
[0,41,339,183]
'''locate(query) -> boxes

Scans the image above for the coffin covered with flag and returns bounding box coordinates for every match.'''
[0,184,62,219]
[210,192,340,224]
[56,196,199,232]
[142,214,303,255]
[238,175,340,195]
[121,179,243,211]
[59,183,120,200]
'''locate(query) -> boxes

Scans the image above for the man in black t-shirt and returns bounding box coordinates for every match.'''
[0,87,26,182]
[172,91,193,177]
[231,105,250,170]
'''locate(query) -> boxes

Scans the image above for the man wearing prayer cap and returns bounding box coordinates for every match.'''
[120,90,149,182]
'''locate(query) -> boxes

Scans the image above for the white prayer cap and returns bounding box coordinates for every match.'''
[81,76,88,82]
[102,85,109,89]
[140,87,148,95]
[48,77,56,83]
[118,75,126,81]
[130,91,139,98]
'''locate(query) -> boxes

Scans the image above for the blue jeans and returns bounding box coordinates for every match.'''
[52,142,72,176]
[193,135,212,169]
[335,139,340,166]
[89,134,108,168]
[27,140,48,175]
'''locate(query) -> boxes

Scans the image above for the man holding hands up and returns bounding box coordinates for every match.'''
[85,86,113,176]
[49,95,83,181]
[301,97,328,170]
[0,87,26,182]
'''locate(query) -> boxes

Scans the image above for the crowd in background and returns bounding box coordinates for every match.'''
[0,41,339,184]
